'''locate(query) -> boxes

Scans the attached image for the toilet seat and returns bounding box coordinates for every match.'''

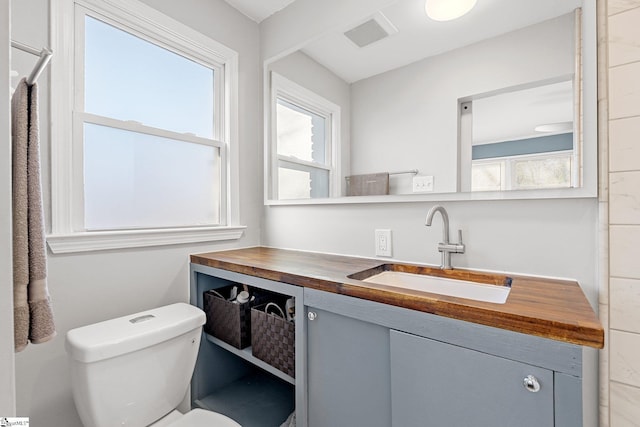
[168,409,241,427]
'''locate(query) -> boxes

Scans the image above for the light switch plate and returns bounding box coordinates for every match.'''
[413,175,434,192]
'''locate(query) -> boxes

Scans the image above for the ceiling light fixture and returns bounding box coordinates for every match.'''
[425,0,477,22]
[534,122,573,133]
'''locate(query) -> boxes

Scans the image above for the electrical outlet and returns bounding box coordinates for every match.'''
[375,229,392,257]
[412,175,434,192]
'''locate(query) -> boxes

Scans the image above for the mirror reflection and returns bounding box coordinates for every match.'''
[265,0,588,201]
[463,78,577,192]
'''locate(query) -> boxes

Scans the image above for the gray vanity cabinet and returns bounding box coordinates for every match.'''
[304,287,582,427]
[390,330,554,427]
[306,307,391,427]
[190,263,585,427]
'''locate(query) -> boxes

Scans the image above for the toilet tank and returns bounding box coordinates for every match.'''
[66,303,206,427]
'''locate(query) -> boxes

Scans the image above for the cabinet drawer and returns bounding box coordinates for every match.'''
[390,330,554,427]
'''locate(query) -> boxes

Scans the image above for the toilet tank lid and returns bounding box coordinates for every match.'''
[65,303,205,363]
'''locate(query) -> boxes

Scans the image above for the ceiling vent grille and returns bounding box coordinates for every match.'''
[344,12,398,48]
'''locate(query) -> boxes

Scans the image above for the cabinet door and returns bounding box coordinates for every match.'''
[390,330,554,427]
[306,307,391,427]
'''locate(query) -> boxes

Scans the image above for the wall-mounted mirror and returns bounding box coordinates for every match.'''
[263,0,596,203]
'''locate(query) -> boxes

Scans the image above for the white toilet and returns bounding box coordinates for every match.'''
[65,303,241,427]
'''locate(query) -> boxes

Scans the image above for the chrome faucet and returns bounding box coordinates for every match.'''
[425,205,465,270]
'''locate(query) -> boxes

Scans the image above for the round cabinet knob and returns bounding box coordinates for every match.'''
[307,311,317,321]
[523,375,541,393]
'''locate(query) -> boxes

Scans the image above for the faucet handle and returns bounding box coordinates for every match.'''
[456,229,465,253]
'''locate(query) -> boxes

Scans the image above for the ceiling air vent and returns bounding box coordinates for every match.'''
[344,12,398,48]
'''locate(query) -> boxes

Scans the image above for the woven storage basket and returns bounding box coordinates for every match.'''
[251,303,295,378]
[203,287,251,349]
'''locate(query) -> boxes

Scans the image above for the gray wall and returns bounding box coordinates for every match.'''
[10,0,262,425]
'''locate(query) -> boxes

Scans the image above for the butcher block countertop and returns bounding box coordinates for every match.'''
[191,247,604,349]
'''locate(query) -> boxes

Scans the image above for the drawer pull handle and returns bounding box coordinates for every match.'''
[523,375,541,393]
[308,311,317,321]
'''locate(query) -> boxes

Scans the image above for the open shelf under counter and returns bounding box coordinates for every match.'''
[194,370,295,427]
[190,263,307,425]
[205,333,295,385]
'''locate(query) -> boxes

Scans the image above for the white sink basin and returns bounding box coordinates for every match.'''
[361,270,511,304]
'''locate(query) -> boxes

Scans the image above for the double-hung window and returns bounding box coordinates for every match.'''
[49,0,243,252]
[269,73,340,201]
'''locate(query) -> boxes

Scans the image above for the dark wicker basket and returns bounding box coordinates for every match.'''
[251,303,296,378]
[203,287,251,349]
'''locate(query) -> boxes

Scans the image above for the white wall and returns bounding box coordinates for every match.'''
[11,0,262,425]
[0,0,16,416]
[350,13,574,194]
[264,199,598,298]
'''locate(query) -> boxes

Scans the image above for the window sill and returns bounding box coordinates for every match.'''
[47,225,246,254]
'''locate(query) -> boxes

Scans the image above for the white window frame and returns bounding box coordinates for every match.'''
[268,72,341,201]
[49,0,244,253]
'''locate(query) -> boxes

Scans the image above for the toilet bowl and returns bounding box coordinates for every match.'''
[150,408,241,427]
[65,303,240,427]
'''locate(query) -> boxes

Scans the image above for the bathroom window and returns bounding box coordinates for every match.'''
[81,16,222,230]
[49,0,243,252]
[270,73,340,200]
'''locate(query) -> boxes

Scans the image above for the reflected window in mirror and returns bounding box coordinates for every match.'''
[460,78,579,192]
[270,73,341,200]
[471,152,573,192]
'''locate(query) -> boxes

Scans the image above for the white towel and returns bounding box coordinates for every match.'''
[12,78,56,352]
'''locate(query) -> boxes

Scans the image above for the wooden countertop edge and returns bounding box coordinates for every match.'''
[191,251,604,349]
[334,281,604,349]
